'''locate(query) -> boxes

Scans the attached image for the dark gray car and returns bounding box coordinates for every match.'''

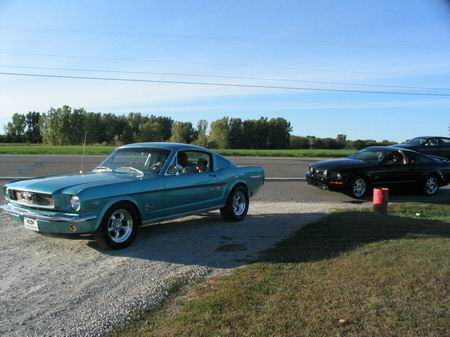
[394,136,450,159]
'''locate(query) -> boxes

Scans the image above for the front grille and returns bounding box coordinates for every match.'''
[9,190,54,208]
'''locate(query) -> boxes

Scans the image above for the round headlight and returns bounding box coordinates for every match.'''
[323,169,328,177]
[309,166,314,173]
[336,173,343,180]
[70,196,81,211]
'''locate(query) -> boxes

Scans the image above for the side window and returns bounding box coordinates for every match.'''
[383,151,406,166]
[404,152,416,165]
[166,151,212,175]
[440,138,450,147]
[424,138,439,147]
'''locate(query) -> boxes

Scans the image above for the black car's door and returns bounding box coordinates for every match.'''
[419,138,441,157]
[372,152,417,185]
[438,138,450,158]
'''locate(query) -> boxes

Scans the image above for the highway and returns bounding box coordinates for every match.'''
[0,154,314,178]
[1,154,449,204]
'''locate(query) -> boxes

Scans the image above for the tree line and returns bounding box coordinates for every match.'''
[1,105,393,149]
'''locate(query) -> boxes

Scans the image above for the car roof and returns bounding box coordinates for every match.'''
[365,146,417,153]
[411,136,450,139]
[118,142,209,152]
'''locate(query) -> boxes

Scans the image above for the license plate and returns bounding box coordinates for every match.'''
[24,217,39,231]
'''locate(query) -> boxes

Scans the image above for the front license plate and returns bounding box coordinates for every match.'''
[24,217,39,231]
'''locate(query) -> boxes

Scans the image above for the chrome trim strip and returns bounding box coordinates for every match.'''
[141,205,225,225]
[0,204,97,223]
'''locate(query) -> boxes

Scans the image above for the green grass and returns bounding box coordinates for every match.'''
[212,148,355,158]
[0,144,117,155]
[0,144,355,157]
[111,203,450,337]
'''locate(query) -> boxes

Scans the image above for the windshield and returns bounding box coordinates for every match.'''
[404,137,427,146]
[96,148,170,175]
[349,148,389,162]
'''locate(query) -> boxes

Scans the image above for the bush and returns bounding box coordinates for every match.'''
[289,136,310,149]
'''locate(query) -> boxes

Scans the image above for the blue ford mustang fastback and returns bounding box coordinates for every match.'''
[1,143,265,249]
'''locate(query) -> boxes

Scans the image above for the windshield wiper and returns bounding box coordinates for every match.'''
[95,166,113,172]
[116,166,144,176]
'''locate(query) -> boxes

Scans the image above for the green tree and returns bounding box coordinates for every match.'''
[24,111,42,143]
[228,118,243,149]
[289,135,310,149]
[241,117,269,148]
[209,117,230,148]
[267,117,292,148]
[192,119,208,147]
[83,112,102,144]
[170,121,196,143]
[335,134,348,149]
[5,113,27,142]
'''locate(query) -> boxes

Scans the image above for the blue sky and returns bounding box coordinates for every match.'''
[1,0,450,141]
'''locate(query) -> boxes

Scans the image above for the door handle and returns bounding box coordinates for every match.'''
[208,174,217,177]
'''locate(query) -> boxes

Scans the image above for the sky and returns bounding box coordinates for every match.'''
[1,0,450,141]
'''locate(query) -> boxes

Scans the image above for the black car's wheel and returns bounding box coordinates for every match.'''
[348,176,368,199]
[94,203,139,250]
[421,174,440,196]
[220,186,249,222]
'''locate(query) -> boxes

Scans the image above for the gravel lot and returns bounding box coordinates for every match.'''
[0,201,357,337]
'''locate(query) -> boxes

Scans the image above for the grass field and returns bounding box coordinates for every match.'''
[0,144,355,157]
[111,203,450,337]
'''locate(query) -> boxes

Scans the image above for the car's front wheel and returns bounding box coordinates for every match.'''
[348,176,368,199]
[220,186,249,222]
[421,174,440,196]
[94,203,138,249]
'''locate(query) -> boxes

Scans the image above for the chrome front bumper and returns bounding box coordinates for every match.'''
[0,203,97,223]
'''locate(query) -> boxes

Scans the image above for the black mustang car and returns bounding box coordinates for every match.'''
[394,136,450,159]
[306,146,450,199]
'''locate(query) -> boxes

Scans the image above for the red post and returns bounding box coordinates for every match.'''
[373,188,389,214]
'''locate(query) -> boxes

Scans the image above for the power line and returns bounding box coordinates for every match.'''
[1,64,449,91]
[1,25,448,50]
[0,51,388,75]
[1,71,450,97]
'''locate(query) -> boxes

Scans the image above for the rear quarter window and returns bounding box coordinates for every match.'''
[214,154,235,170]
[441,138,450,147]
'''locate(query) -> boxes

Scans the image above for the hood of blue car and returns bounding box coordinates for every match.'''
[6,172,144,195]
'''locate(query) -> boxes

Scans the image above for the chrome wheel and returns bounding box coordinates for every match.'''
[232,191,246,216]
[107,209,134,243]
[353,178,367,198]
[425,176,439,195]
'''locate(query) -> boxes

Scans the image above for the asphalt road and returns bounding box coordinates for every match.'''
[0,155,450,203]
[0,154,313,178]
[1,154,449,204]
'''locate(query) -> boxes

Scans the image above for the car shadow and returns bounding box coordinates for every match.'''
[260,210,450,264]
[88,211,326,269]
[341,186,450,205]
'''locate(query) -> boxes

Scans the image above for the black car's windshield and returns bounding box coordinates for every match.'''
[96,148,170,175]
[349,148,389,163]
[404,137,427,146]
